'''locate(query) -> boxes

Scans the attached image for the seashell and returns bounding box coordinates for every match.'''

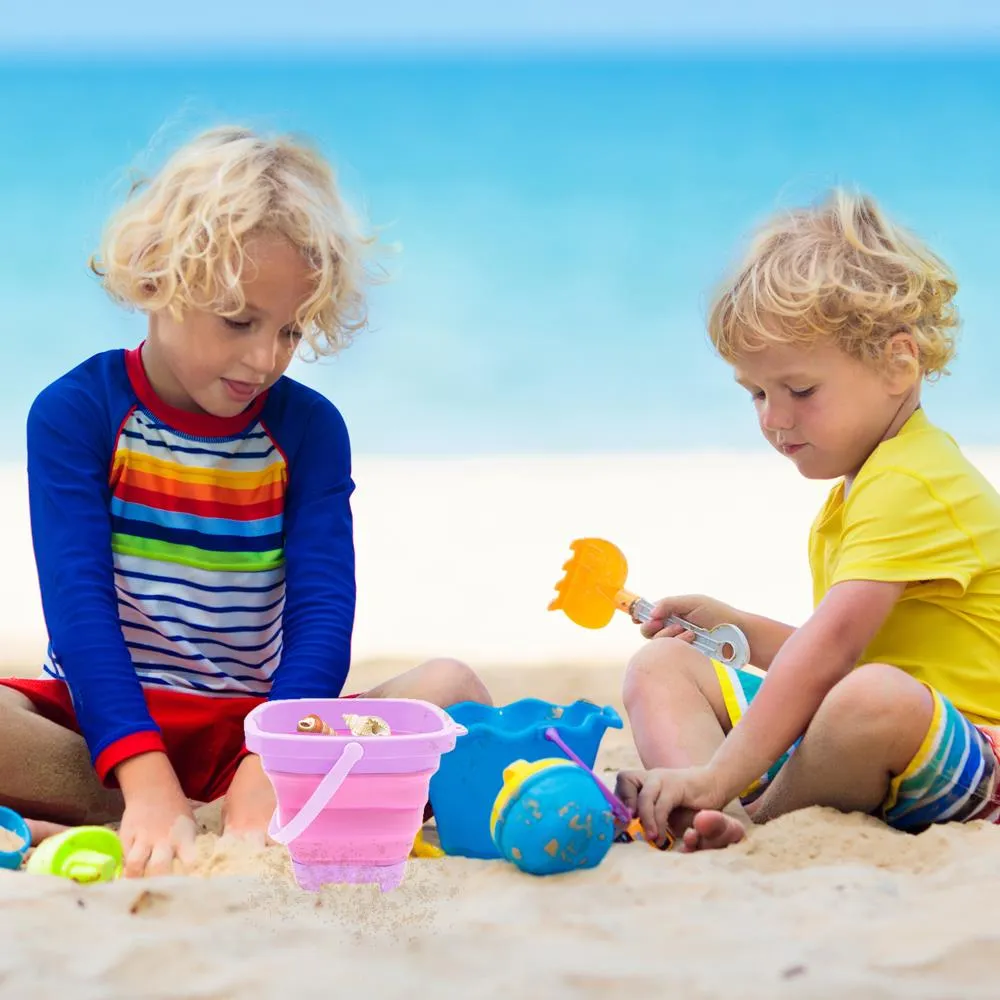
[342,713,392,736]
[296,714,333,735]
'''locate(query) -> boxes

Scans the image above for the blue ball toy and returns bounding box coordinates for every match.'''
[489,758,616,876]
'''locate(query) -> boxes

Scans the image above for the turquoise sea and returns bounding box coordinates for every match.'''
[1,51,997,460]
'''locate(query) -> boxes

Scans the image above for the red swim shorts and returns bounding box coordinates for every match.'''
[0,678,358,803]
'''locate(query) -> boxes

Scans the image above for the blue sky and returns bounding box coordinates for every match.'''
[3,0,999,52]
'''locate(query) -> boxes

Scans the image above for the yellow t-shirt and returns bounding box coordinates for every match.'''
[808,407,1000,725]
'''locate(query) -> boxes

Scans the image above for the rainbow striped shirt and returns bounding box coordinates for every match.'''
[26,346,356,775]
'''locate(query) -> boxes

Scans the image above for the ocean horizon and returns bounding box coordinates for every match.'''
[2,50,997,462]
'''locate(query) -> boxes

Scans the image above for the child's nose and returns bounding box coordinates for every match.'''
[244,334,280,374]
[761,400,794,431]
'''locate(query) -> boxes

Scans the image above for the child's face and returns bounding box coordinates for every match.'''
[733,338,917,481]
[144,234,313,418]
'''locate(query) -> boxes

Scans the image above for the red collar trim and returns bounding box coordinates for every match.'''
[124,345,268,438]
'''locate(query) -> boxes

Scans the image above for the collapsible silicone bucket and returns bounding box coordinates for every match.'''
[244,698,466,892]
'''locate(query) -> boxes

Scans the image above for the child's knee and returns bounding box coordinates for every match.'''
[818,663,933,738]
[622,637,712,708]
[412,657,493,709]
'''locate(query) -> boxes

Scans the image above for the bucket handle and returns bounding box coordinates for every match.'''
[267,741,365,845]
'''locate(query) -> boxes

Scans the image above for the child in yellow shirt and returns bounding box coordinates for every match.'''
[616,190,1000,850]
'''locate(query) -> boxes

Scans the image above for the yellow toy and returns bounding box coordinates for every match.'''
[618,816,675,851]
[549,537,751,669]
[410,828,445,859]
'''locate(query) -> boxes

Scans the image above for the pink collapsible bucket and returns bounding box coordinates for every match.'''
[244,698,466,892]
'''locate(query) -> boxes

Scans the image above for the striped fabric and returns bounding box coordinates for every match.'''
[713,660,1000,829]
[712,660,801,802]
[883,689,1000,830]
[43,407,288,697]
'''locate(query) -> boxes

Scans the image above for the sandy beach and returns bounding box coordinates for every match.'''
[2,448,1000,999]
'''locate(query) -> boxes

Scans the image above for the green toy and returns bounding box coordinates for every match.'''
[25,827,123,883]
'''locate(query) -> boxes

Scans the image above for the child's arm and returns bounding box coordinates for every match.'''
[222,393,356,836]
[266,394,356,701]
[27,380,169,780]
[706,578,904,801]
[642,595,796,669]
[619,578,904,840]
[115,752,198,875]
[712,465,982,794]
[28,378,197,875]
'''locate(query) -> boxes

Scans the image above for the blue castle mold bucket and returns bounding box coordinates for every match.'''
[427,698,623,859]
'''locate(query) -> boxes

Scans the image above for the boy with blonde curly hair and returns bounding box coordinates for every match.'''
[1,126,490,876]
[616,190,1000,850]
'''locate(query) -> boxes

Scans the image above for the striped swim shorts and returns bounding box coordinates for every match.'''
[712,660,1000,831]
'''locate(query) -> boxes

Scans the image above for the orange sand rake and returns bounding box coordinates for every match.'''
[548,538,751,669]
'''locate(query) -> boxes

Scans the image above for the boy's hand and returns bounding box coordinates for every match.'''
[638,594,738,641]
[615,765,725,845]
[115,752,198,878]
[220,753,276,847]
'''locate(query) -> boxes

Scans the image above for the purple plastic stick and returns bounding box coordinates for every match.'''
[543,726,632,824]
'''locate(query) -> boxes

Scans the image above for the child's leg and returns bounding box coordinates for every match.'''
[360,657,492,825]
[0,685,123,834]
[622,637,754,843]
[361,657,493,709]
[685,665,986,850]
[623,637,736,767]
[749,664,942,825]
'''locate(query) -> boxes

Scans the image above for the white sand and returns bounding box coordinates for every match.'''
[0,828,24,853]
[2,449,1000,998]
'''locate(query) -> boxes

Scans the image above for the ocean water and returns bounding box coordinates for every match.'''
[1,51,997,461]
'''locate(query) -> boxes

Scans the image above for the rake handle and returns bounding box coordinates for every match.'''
[627,594,705,635]
[629,596,700,632]
[623,594,751,669]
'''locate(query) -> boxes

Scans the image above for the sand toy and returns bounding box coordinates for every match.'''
[245,697,465,892]
[0,807,31,871]
[25,827,123,882]
[489,726,671,874]
[428,698,623,859]
[549,537,751,669]
[489,756,616,875]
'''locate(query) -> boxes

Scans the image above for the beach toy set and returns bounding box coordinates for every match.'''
[309,536,710,876]
[244,697,465,893]
[1,536,736,893]
[0,806,123,883]
[245,694,628,887]
[427,698,623,860]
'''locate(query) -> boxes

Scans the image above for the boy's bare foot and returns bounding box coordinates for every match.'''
[26,819,70,846]
[680,810,747,852]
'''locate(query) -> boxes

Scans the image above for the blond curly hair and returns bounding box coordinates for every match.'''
[707,189,960,380]
[90,125,378,357]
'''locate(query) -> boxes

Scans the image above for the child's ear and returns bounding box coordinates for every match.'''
[883,330,920,393]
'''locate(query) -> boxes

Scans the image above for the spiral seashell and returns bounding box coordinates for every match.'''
[342,713,392,736]
[296,714,332,735]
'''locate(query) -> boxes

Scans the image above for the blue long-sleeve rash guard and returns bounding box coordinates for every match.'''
[26,345,357,781]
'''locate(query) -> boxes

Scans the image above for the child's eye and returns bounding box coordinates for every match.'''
[223,317,253,331]
[790,386,816,399]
